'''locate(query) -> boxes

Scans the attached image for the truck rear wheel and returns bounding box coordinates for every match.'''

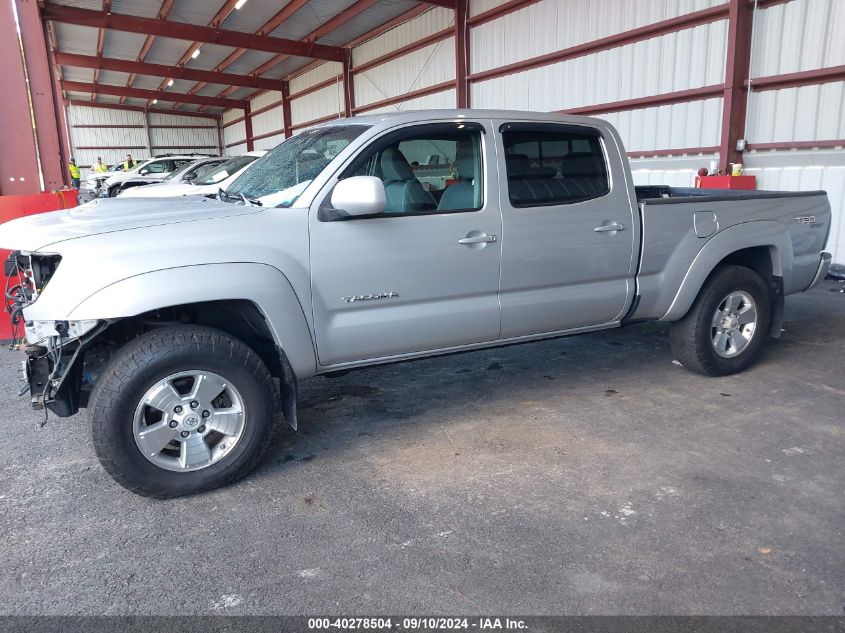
[90,325,277,498]
[669,265,771,376]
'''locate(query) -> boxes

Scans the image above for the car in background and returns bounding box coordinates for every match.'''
[82,163,123,198]
[103,154,216,197]
[114,156,228,196]
[119,150,266,198]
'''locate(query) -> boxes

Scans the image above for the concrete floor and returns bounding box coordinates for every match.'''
[0,281,843,615]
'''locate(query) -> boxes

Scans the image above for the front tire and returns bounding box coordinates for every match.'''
[669,265,771,376]
[90,325,277,498]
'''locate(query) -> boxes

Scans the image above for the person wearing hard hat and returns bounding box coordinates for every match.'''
[93,157,109,173]
[68,158,81,190]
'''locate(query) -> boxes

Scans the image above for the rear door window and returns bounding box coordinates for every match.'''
[501,124,609,207]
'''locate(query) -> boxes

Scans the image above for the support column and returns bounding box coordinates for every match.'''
[719,0,754,170]
[143,109,152,156]
[216,116,224,156]
[342,48,354,118]
[455,0,469,108]
[16,0,66,190]
[0,0,43,194]
[243,101,254,151]
[281,81,293,138]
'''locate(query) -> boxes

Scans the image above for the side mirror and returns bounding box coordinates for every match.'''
[139,169,149,176]
[183,172,197,182]
[330,176,386,217]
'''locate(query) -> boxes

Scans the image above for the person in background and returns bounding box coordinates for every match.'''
[68,158,81,190]
[93,157,109,173]
[122,154,138,171]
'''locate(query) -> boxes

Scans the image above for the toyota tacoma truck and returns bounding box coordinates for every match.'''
[0,110,832,498]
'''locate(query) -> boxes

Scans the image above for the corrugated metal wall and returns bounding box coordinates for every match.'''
[353,7,455,112]
[67,104,219,176]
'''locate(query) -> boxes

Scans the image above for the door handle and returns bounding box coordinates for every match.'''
[594,222,625,233]
[458,234,497,245]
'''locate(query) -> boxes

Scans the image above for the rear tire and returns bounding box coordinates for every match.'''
[669,265,771,376]
[90,325,278,498]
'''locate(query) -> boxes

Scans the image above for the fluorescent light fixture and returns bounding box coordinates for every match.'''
[235,0,247,9]
[152,99,158,104]
[191,48,200,59]
[167,79,174,87]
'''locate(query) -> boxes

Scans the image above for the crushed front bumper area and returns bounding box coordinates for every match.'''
[21,322,110,418]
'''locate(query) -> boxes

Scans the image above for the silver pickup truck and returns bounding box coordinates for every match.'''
[0,109,832,498]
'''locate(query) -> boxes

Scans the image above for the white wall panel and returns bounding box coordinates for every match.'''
[250,90,282,112]
[147,112,215,127]
[222,108,242,125]
[290,62,342,94]
[352,7,453,67]
[290,82,345,127]
[223,120,246,155]
[470,0,510,18]
[630,154,714,187]
[253,133,286,151]
[252,106,285,137]
[470,0,726,74]
[362,88,456,115]
[470,22,726,113]
[67,105,144,127]
[354,38,455,109]
[149,127,216,149]
[746,82,845,144]
[750,0,845,78]
[225,143,247,156]
[598,97,723,152]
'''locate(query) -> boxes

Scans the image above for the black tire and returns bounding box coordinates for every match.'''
[108,185,120,197]
[669,265,771,377]
[90,325,278,498]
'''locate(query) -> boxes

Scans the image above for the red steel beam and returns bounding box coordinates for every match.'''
[421,1,457,7]
[154,0,242,109]
[719,0,754,169]
[67,99,221,120]
[748,65,845,91]
[560,84,725,116]
[92,0,111,100]
[244,101,254,151]
[342,49,353,117]
[247,0,380,81]
[183,0,311,99]
[62,81,245,109]
[627,147,720,159]
[0,0,41,193]
[40,4,345,61]
[467,0,542,27]
[16,0,66,190]
[455,0,468,107]
[282,80,293,137]
[467,3,731,84]
[124,0,175,103]
[745,140,845,151]
[56,52,281,90]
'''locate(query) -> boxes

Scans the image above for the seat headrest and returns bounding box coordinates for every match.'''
[380,147,414,182]
[505,153,533,178]
[455,140,476,180]
[560,152,604,177]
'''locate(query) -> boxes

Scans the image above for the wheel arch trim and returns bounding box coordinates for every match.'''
[67,262,317,379]
[660,221,792,322]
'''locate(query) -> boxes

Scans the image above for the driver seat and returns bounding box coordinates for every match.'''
[379,147,435,213]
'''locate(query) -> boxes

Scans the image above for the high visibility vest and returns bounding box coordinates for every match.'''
[123,160,136,171]
[68,164,81,179]
[94,162,108,173]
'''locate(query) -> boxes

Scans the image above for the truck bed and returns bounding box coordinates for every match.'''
[635,185,826,204]
[630,186,831,322]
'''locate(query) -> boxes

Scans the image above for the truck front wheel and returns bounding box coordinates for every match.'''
[89,325,277,498]
[669,265,771,376]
